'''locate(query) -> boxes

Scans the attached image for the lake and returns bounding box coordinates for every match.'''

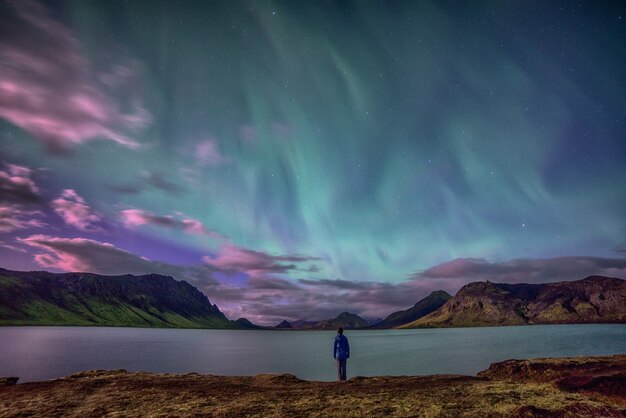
[1,324,625,382]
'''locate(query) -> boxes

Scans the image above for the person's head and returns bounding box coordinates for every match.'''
[337,327,343,335]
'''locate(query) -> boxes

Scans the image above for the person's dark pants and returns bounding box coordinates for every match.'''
[337,359,347,381]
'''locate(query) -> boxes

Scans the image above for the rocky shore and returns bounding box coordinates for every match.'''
[1,355,625,417]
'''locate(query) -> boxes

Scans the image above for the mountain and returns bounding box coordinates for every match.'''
[275,320,293,329]
[364,317,384,326]
[0,268,239,329]
[312,311,369,330]
[234,318,261,329]
[373,290,452,328]
[290,319,317,328]
[400,276,626,328]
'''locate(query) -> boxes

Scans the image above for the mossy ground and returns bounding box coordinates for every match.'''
[1,355,624,417]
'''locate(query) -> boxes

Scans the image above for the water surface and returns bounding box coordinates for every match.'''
[1,324,625,382]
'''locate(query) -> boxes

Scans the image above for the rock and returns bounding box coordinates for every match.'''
[512,405,559,418]
[0,377,18,386]
[556,373,626,399]
[252,373,303,384]
[66,369,128,379]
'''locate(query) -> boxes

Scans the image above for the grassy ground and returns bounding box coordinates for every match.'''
[1,355,625,417]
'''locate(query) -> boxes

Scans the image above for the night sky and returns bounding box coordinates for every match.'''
[1,0,625,324]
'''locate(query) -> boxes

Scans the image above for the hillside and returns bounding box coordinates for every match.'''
[373,290,451,328]
[311,312,369,330]
[234,318,261,329]
[401,276,626,328]
[0,268,238,329]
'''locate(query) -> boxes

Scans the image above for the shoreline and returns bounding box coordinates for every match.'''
[1,355,625,417]
[1,322,625,331]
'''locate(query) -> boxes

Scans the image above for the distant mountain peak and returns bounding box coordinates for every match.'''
[374,289,451,329]
[234,318,259,329]
[275,320,293,329]
[309,311,369,330]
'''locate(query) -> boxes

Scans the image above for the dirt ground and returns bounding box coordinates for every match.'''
[1,355,625,417]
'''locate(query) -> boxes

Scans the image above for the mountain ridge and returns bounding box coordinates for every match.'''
[400,275,626,328]
[0,268,241,329]
[278,312,370,330]
[310,311,370,330]
[2,268,624,330]
[373,290,452,328]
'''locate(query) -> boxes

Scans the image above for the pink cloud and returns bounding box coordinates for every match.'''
[120,209,224,239]
[0,240,28,253]
[181,218,206,234]
[0,1,150,153]
[203,244,319,279]
[120,209,152,227]
[17,234,181,276]
[52,189,101,231]
[18,235,122,272]
[0,205,44,232]
[6,164,33,177]
[0,163,41,205]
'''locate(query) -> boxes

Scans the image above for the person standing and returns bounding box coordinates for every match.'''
[333,327,350,381]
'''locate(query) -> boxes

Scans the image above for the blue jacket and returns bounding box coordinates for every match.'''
[333,334,350,360]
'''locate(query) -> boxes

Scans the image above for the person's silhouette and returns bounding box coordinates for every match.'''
[333,327,350,381]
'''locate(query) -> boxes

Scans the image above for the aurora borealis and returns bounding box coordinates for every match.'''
[1,0,625,324]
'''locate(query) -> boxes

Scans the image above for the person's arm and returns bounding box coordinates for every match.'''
[333,339,337,359]
[346,338,350,359]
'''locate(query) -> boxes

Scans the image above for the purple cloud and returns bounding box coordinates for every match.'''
[17,234,184,277]
[0,240,28,253]
[52,189,101,231]
[0,163,46,233]
[199,274,430,326]
[110,171,184,196]
[416,256,626,284]
[0,206,44,233]
[120,209,224,239]
[202,244,319,279]
[0,164,42,206]
[0,0,150,153]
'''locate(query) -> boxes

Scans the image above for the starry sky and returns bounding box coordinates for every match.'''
[1,0,625,325]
